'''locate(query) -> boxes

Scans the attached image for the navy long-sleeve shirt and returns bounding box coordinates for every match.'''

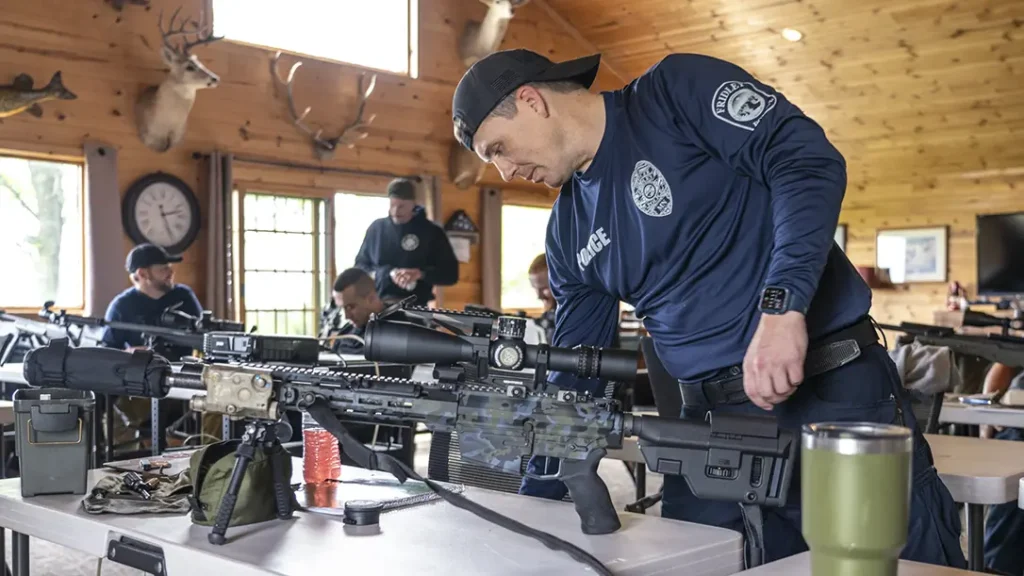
[101,285,203,360]
[355,206,460,305]
[546,53,872,389]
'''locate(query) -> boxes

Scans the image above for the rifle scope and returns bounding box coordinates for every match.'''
[363,317,639,382]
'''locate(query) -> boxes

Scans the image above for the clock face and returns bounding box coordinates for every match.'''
[133,181,195,248]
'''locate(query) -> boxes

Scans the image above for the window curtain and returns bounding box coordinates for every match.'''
[202,151,234,320]
[83,141,122,317]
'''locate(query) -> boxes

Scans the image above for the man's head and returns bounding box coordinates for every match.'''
[528,253,555,311]
[452,49,602,188]
[332,268,383,329]
[126,243,182,296]
[387,178,418,225]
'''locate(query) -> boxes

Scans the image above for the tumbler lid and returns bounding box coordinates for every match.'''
[801,422,913,455]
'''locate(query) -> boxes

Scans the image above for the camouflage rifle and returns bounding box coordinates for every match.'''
[22,309,797,573]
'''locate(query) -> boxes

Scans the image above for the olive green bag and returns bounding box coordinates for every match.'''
[188,439,300,528]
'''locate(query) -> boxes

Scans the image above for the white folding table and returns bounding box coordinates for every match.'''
[939,401,1024,429]
[0,464,743,576]
[733,551,986,575]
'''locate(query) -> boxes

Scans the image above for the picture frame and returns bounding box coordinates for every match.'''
[875,226,948,283]
[834,224,847,252]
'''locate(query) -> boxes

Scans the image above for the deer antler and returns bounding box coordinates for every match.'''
[270,51,377,159]
[158,6,222,57]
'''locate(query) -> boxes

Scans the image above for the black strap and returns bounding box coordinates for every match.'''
[682,316,880,408]
[739,503,765,569]
[303,400,613,576]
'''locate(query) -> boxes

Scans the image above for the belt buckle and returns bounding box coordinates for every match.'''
[701,366,743,407]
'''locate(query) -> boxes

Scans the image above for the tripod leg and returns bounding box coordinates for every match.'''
[208,443,256,545]
[268,441,294,520]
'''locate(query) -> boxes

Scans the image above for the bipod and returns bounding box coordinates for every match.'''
[208,420,294,545]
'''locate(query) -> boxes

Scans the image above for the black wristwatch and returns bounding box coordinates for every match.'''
[759,286,794,315]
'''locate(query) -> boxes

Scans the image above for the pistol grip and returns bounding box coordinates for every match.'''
[559,448,621,535]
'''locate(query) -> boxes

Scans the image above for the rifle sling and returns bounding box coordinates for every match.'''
[303,399,614,576]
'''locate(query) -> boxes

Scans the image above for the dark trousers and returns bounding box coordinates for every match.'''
[521,344,968,568]
[984,426,1024,575]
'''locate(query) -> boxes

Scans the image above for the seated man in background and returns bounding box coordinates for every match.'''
[980,362,1024,576]
[355,178,459,306]
[102,243,202,361]
[326,268,385,354]
[528,254,557,343]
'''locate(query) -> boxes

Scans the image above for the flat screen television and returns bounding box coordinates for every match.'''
[976,212,1024,296]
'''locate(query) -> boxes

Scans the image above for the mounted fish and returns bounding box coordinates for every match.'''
[135,7,223,152]
[0,72,77,119]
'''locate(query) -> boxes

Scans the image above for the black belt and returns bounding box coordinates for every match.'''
[680,316,880,408]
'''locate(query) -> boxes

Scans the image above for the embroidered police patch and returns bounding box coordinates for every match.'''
[711,81,777,131]
[401,234,419,251]
[630,160,673,218]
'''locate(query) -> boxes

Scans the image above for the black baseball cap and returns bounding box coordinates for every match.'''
[126,243,183,272]
[452,49,601,151]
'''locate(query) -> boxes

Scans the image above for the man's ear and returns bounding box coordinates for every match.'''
[517,85,550,118]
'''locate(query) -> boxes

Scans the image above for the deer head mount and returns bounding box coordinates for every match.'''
[135,7,222,152]
[459,0,531,67]
[448,143,487,189]
[271,51,377,161]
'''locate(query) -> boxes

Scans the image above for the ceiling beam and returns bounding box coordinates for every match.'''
[531,0,630,85]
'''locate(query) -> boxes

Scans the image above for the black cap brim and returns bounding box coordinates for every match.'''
[533,54,602,89]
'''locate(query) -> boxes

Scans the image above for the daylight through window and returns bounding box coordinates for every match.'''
[211,0,417,76]
[0,154,85,310]
[501,204,551,312]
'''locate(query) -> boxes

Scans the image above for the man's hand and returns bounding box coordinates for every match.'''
[391,268,423,290]
[743,311,808,411]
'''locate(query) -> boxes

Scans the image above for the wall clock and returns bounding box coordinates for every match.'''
[121,172,201,255]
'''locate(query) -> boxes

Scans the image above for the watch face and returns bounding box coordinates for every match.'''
[760,287,789,313]
[134,181,194,248]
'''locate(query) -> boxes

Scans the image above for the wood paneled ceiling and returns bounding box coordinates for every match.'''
[538,0,1024,191]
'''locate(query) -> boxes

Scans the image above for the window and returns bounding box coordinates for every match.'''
[333,192,390,272]
[238,192,328,336]
[212,0,418,77]
[500,204,551,311]
[0,153,84,310]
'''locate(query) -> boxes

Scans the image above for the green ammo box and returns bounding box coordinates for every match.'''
[13,388,95,497]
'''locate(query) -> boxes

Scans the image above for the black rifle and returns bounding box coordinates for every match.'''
[877,319,1024,369]
[38,300,247,358]
[0,309,72,366]
[22,309,796,573]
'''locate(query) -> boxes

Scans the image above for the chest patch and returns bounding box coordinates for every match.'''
[630,160,673,218]
[401,234,419,251]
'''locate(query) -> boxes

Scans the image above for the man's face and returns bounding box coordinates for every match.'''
[470,87,575,189]
[389,198,416,225]
[138,264,174,293]
[334,286,380,329]
[530,270,554,310]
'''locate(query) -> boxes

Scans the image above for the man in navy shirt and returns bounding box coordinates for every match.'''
[102,243,203,361]
[355,178,460,306]
[451,50,966,568]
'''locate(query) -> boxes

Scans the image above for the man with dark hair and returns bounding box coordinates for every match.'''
[326,267,385,354]
[102,243,202,361]
[355,178,460,306]
[451,49,965,568]
[528,253,556,343]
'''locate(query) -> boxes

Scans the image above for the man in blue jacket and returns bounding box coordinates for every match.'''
[355,178,460,306]
[451,50,966,568]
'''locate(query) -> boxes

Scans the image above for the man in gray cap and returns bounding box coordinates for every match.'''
[354,178,459,305]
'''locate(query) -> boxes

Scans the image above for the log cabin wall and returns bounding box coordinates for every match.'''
[0,0,620,313]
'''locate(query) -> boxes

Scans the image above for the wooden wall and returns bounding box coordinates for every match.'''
[0,0,617,313]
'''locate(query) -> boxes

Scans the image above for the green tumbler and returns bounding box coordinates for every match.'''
[801,422,913,576]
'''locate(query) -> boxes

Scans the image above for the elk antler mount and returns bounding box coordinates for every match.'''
[271,51,377,161]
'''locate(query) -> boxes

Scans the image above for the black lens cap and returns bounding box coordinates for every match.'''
[343,500,383,526]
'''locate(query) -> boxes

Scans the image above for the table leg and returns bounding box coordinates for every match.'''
[965,503,985,571]
[2,527,9,576]
[11,532,28,576]
[635,462,646,501]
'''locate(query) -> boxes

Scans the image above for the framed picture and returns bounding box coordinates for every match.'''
[834,224,847,252]
[876,226,948,283]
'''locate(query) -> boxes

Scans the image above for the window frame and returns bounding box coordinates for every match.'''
[207,0,420,79]
[0,148,87,315]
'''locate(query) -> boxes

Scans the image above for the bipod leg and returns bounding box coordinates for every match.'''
[266,436,294,520]
[208,421,264,545]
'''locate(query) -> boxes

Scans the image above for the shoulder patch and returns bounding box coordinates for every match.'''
[711,81,777,131]
[630,160,673,218]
